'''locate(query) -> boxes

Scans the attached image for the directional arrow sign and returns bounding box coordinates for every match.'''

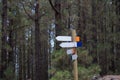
[56,36,80,42]
[60,42,76,48]
[56,36,72,41]
[59,41,82,48]
[72,54,78,60]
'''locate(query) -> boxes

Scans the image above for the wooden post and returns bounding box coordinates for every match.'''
[71,29,78,80]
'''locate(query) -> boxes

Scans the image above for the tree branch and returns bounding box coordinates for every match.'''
[21,2,35,20]
[48,0,60,14]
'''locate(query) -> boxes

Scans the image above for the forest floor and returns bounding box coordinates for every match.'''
[92,75,120,80]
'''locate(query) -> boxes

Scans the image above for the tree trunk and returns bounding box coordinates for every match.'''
[55,0,62,50]
[77,0,82,35]
[0,0,8,79]
[34,0,43,80]
[19,31,26,80]
[8,18,14,67]
[115,0,120,73]
[91,0,98,63]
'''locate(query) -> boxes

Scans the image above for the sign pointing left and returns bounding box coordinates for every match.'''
[56,36,80,42]
[56,36,72,41]
[59,42,82,48]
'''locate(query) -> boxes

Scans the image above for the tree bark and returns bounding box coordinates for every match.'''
[54,0,62,49]
[34,0,43,80]
[0,0,8,79]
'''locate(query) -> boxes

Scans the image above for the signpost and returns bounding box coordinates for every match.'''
[55,29,81,80]
[71,29,78,80]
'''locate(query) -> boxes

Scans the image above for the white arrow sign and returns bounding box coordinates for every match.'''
[59,42,77,48]
[67,49,74,55]
[56,36,72,41]
[72,54,78,60]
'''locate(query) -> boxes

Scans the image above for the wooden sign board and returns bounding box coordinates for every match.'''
[56,36,80,42]
[59,42,82,48]
[56,36,72,41]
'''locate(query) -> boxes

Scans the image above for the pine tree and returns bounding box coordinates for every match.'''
[1,0,8,79]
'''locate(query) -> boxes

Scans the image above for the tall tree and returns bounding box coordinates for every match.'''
[8,0,16,72]
[0,0,8,79]
[49,0,62,49]
[34,0,48,80]
[114,0,120,73]
[34,0,41,79]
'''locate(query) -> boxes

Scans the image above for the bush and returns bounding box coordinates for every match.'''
[50,49,101,80]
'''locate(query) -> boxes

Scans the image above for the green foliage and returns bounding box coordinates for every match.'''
[50,70,72,80]
[51,49,101,80]
[77,49,101,80]
[78,65,101,80]
[52,49,70,70]
[78,49,93,66]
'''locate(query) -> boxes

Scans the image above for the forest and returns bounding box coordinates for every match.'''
[0,0,120,80]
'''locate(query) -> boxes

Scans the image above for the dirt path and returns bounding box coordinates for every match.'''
[92,75,120,80]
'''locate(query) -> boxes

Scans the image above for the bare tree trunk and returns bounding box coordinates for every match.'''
[54,0,62,49]
[31,27,34,80]
[91,0,98,63]
[55,0,61,35]
[115,0,120,73]
[8,18,14,67]
[19,31,25,80]
[0,0,8,79]
[34,0,43,80]
[77,0,82,35]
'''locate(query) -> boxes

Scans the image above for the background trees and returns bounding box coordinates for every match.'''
[0,0,120,80]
